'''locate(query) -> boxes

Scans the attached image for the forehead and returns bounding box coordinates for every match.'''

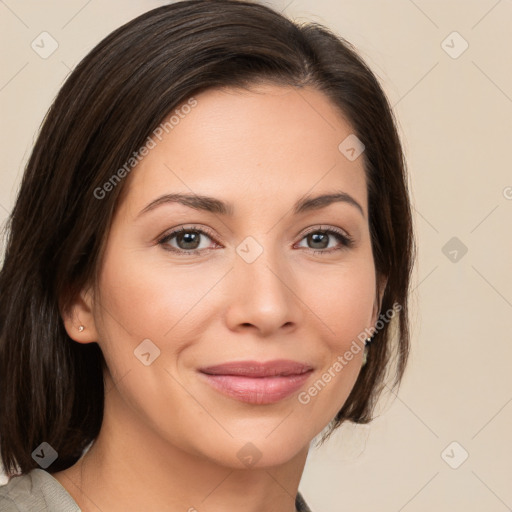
[121,84,368,218]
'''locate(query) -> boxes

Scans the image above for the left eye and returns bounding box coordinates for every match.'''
[295,227,354,253]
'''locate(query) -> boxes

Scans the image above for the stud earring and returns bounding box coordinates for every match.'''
[362,335,374,366]
[78,325,85,332]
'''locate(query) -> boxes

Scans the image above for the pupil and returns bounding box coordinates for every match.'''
[179,231,200,249]
[310,232,327,249]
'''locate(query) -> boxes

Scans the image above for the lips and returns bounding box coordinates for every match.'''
[199,360,313,377]
[198,360,314,404]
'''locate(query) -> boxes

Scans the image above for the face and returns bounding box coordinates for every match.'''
[77,84,383,469]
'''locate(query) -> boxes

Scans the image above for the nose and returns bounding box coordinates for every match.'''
[223,239,302,337]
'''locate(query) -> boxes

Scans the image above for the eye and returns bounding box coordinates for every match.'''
[295,226,354,255]
[157,225,219,255]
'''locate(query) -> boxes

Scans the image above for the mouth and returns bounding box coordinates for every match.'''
[198,360,314,405]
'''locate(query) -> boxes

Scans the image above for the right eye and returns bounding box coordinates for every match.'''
[157,225,220,255]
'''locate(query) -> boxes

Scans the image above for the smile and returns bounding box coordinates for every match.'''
[198,360,314,404]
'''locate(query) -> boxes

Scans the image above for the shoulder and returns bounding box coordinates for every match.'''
[0,469,81,511]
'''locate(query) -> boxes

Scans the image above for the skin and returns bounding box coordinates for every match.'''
[54,83,385,512]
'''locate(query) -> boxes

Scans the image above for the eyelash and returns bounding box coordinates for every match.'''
[157,225,355,256]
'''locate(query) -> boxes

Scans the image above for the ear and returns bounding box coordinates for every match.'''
[371,273,388,327]
[60,286,99,344]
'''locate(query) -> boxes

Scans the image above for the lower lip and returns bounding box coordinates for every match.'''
[199,371,313,405]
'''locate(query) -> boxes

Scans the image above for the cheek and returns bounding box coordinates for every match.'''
[293,258,376,416]
[300,256,377,347]
[92,248,221,447]
[93,243,228,369]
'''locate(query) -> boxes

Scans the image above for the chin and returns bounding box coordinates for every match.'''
[193,423,315,470]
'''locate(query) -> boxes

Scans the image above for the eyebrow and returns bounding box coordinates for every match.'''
[137,190,365,218]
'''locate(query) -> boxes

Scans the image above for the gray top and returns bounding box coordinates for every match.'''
[0,469,80,511]
[0,469,313,511]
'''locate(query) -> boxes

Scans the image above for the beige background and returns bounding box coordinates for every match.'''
[1,1,511,511]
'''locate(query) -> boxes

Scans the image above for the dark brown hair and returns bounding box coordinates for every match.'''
[0,0,415,476]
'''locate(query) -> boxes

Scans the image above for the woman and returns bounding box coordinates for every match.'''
[0,0,415,510]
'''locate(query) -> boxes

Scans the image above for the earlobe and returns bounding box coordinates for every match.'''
[60,286,99,344]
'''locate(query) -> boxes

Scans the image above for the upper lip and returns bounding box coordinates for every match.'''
[199,359,314,377]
